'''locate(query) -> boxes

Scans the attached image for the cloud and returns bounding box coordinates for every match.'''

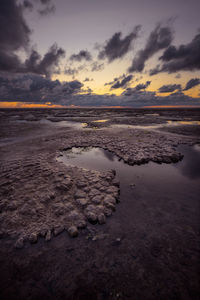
[98,25,141,62]
[158,84,181,93]
[84,77,93,82]
[64,64,87,77]
[121,81,151,95]
[91,62,104,72]
[23,0,56,15]
[0,73,83,103]
[128,24,173,73]
[183,78,200,91]
[1,72,200,107]
[118,86,200,107]
[150,33,200,74]
[70,50,92,62]
[0,50,23,73]
[135,81,151,90]
[64,67,79,76]
[149,65,160,76]
[0,0,31,72]
[104,75,124,86]
[23,0,34,10]
[38,4,55,16]
[111,75,133,89]
[25,44,65,78]
[0,0,63,77]
[104,74,131,87]
[40,0,52,3]
[0,44,65,78]
[0,0,31,52]
[122,88,156,100]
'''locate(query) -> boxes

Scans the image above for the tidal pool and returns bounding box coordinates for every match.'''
[58,145,200,214]
[57,144,200,260]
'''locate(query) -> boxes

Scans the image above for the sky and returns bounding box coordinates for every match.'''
[0,0,200,108]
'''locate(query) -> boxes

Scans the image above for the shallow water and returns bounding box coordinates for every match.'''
[111,121,200,131]
[58,145,200,201]
[14,118,87,129]
[167,120,200,126]
[1,146,200,299]
[13,116,200,132]
[58,145,200,257]
[93,119,109,123]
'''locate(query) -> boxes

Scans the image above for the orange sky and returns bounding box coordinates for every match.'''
[0,102,66,109]
[1,102,200,109]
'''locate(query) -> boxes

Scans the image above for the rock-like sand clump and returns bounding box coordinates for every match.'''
[0,158,119,248]
[0,108,199,249]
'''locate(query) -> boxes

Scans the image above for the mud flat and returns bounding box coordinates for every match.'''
[0,108,200,299]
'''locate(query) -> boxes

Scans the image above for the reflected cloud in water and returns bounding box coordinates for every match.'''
[175,145,200,179]
[58,145,200,183]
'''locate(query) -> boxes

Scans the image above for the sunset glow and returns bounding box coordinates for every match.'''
[0,102,66,109]
[0,0,199,107]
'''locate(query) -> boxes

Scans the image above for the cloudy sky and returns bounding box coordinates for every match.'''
[0,0,200,107]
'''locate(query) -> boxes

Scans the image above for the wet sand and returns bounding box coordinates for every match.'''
[0,108,200,300]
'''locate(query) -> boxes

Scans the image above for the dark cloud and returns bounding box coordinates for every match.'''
[66,80,83,91]
[135,81,151,90]
[25,44,65,78]
[0,0,30,72]
[158,84,181,93]
[64,67,79,76]
[0,0,31,52]
[0,0,63,77]
[104,75,125,86]
[104,74,128,86]
[184,78,200,91]
[0,73,83,103]
[1,72,199,107]
[111,75,133,89]
[149,65,160,76]
[38,4,55,16]
[91,62,104,72]
[64,65,87,77]
[119,86,200,107]
[104,80,115,86]
[23,0,55,15]
[122,88,156,99]
[23,0,34,10]
[150,33,200,74]
[98,25,141,62]
[0,44,65,77]
[121,80,151,95]
[70,50,92,62]
[84,77,93,82]
[0,50,23,73]
[128,25,173,72]
[40,0,52,4]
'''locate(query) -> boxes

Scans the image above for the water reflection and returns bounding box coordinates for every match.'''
[175,145,200,179]
[101,149,115,161]
[167,120,200,126]
[58,145,200,226]
[58,145,200,182]
[112,120,200,131]
[93,119,109,123]
[14,118,86,129]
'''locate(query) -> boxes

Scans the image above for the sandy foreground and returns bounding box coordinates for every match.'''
[0,108,200,300]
